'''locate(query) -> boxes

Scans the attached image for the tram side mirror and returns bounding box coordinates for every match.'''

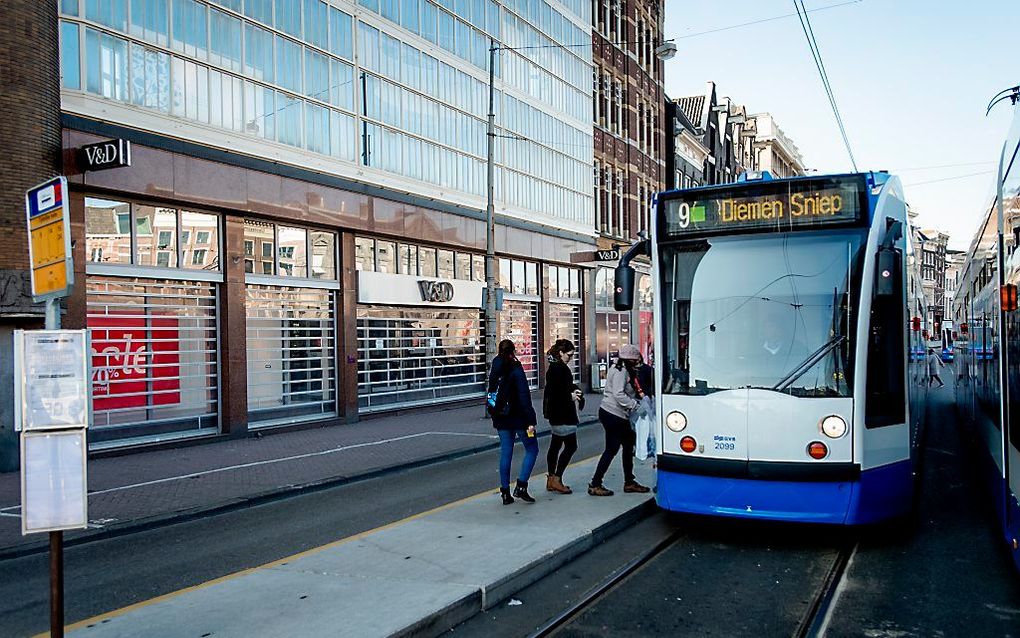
[614,265,636,311]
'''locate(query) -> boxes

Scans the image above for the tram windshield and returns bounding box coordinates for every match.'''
[661,230,867,397]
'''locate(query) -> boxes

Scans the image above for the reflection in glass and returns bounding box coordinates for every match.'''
[472,255,485,282]
[437,250,455,279]
[525,262,538,295]
[85,198,132,265]
[498,258,510,288]
[355,237,375,271]
[398,244,418,275]
[245,220,275,275]
[310,231,336,279]
[455,253,471,281]
[182,211,219,270]
[662,231,866,397]
[377,240,397,274]
[511,260,525,294]
[420,246,437,277]
[278,226,307,277]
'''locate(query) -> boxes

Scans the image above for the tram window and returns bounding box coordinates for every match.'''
[865,257,906,427]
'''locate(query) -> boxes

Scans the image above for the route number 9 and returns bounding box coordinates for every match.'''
[677,202,691,229]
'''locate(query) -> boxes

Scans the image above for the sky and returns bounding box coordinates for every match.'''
[663,0,1020,249]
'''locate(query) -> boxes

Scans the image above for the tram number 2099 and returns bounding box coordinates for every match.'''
[713,435,736,451]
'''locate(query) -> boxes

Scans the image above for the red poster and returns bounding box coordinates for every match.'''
[90,314,181,410]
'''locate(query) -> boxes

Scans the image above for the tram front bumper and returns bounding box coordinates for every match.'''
[655,455,912,525]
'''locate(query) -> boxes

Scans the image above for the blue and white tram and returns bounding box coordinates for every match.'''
[616,172,927,524]
[953,101,1020,572]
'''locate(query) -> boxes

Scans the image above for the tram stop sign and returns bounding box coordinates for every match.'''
[25,176,73,302]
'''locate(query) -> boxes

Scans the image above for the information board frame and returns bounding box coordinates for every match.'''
[25,176,74,303]
[14,329,91,432]
[20,429,88,535]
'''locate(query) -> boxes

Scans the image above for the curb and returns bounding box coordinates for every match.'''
[393,496,659,638]
[0,418,601,562]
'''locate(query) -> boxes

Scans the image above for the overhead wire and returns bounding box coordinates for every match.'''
[677,0,863,40]
[792,0,858,172]
[890,161,998,173]
[905,170,991,187]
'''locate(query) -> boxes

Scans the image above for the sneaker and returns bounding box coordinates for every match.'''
[588,484,614,496]
[624,481,651,494]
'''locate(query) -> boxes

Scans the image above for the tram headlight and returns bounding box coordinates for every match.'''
[666,411,688,432]
[820,415,847,439]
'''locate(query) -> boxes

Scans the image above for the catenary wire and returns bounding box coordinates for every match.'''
[793,0,858,172]
[905,169,991,186]
[677,0,864,39]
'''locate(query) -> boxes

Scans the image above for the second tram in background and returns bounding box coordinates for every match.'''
[616,171,927,524]
[952,99,1020,573]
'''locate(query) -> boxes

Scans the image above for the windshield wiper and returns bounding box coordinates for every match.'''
[771,335,846,392]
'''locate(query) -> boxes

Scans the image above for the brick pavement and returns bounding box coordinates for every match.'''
[0,394,602,557]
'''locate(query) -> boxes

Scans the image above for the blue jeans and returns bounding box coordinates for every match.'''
[498,428,539,490]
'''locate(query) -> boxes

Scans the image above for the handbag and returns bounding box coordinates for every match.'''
[486,374,511,417]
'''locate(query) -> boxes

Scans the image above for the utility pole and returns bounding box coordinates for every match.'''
[484,40,498,369]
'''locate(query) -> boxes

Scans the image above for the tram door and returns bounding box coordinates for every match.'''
[1004,276,1020,541]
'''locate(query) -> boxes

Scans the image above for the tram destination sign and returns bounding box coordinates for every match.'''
[661,175,867,237]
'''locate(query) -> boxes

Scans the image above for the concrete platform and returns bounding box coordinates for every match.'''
[62,456,655,638]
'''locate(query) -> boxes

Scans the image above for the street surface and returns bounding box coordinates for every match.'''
[0,426,610,637]
[454,373,1020,638]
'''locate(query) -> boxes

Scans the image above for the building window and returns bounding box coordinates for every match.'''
[376,240,396,274]
[420,246,437,277]
[355,237,374,271]
[86,197,219,270]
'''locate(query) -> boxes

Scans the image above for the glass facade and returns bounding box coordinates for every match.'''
[59,0,593,228]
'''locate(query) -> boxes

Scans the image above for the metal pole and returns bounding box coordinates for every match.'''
[50,530,64,638]
[996,137,1010,526]
[484,40,497,373]
[45,297,63,638]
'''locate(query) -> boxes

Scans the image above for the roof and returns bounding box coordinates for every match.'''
[676,95,705,131]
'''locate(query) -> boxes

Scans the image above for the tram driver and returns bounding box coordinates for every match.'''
[750,310,809,388]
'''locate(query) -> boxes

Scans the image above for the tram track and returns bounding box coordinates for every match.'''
[524,517,857,638]
[792,542,857,638]
[526,528,685,638]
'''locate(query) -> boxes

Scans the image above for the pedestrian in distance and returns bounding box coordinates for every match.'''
[487,339,539,505]
[543,339,584,494]
[588,344,651,496]
[927,347,946,387]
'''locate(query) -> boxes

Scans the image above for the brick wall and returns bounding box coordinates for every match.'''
[0,0,61,279]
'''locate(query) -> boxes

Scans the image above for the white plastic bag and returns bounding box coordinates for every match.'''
[634,396,656,461]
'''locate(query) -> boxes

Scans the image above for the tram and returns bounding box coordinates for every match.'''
[952,101,1020,572]
[615,171,927,524]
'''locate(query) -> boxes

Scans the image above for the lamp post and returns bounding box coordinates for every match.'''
[482,37,677,370]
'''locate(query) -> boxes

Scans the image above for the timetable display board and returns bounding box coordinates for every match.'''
[661,175,868,238]
[24,176,73,302]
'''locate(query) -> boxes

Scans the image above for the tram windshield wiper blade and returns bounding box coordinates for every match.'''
[771,335,846,393]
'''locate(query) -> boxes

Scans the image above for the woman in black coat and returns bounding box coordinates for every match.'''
[488,339,539,505]
[543,339,583,494]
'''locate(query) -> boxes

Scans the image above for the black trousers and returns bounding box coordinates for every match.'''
[547,432,578,477]
[592,408,635,486]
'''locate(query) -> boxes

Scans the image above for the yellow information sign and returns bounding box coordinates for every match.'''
[25,177,73,301]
